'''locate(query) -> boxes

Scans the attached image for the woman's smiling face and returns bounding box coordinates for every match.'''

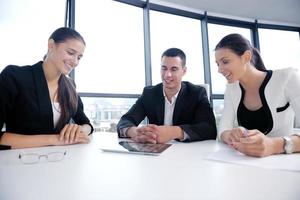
[215,48,248,83]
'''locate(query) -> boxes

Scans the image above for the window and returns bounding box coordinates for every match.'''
[150,11,204,85]
[207,23,251,94]
[213,99,224,129]
[0,0,65,71]
[81,97,137,132]
[75,0,145,94]
[259,29,300,70]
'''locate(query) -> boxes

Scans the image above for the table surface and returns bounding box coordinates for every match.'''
[1,132,299,200]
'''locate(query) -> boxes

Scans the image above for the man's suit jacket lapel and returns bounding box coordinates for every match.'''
[173,82,186,124]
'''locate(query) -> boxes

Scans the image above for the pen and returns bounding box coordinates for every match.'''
[243,128,248,137]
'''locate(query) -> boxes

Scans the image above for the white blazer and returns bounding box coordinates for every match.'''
[218,68,300,140]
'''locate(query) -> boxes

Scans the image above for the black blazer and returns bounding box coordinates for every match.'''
[117,82,217,142]
[0,61,93,137]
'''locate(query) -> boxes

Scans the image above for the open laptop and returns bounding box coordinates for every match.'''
[100,141,172,156]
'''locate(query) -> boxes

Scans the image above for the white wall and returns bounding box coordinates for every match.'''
[151,0,300,26]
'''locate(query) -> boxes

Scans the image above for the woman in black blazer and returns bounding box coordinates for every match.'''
[0,27,93,149]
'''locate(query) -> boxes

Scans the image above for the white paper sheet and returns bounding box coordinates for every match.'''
[206,143,300,172]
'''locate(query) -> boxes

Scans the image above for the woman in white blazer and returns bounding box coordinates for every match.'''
[215,33,300,157]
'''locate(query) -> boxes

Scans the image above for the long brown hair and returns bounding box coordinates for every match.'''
[48,27,85,131]
[215,33,266,71]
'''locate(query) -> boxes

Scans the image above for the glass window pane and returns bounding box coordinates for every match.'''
[75,0,145,94]
[213,99,224,129]
[0,0,65,71]
[259,29,300,70]
[150,11,204,85]
[81,97,137,132]
[208,24,251,94]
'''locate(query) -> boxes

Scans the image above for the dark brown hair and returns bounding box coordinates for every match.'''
[48,27,85,131]
[215,33,266,71]
[161,48,186,66]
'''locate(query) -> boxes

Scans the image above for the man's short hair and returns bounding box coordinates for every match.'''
[161,48,186,66]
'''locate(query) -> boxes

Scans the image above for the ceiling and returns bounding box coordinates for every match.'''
[151,0,300,27]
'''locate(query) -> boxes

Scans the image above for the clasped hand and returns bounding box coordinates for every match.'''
[128,124,179,144]
[222,127,275,157]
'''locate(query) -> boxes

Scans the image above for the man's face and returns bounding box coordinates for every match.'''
[160,56,186,91]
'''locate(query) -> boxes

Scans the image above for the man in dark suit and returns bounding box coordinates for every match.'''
[117,48,216,143]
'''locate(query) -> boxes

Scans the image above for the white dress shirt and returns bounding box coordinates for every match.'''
[121,89,189,141]
[163,90,189,141]
[163,91,178,126]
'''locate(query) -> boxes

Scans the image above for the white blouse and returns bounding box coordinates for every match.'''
[218,67,300,140]
[52,102,61,128]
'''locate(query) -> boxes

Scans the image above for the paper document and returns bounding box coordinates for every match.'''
[206,143,300,172]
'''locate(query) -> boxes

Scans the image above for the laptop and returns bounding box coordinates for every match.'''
[100,141,172,156]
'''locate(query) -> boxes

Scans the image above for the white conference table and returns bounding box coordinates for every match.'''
[0,132,299,200]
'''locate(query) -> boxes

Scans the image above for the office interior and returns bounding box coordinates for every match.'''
[1,0,300,131]
[1,1,300,200]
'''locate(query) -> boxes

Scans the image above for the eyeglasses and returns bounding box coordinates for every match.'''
[19,150,67,164]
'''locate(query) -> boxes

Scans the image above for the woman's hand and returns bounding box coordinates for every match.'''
[221,127,246,144]
[59,124,90,144]
[231,130,282,157]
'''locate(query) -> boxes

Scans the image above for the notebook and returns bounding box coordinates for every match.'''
[100,141,172,156]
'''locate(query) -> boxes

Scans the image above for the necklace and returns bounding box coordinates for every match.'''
[52,101,61,113]
[50,87,58,102]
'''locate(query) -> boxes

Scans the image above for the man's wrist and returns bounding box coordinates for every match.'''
[174,126,184,140]
[126,127,136,138]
